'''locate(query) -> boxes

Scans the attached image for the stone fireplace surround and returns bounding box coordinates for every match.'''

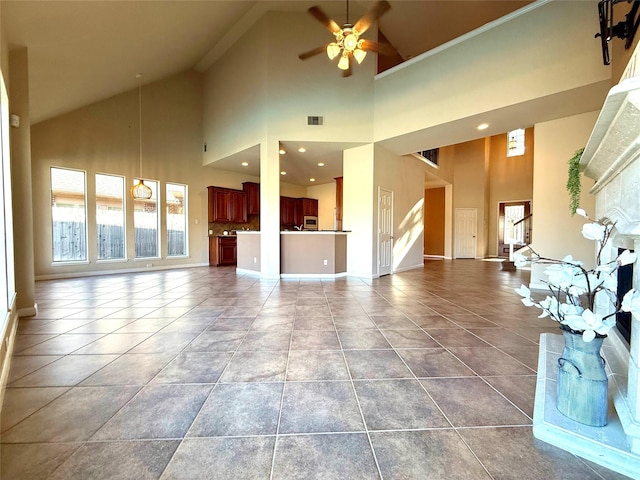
[533,50,640,479]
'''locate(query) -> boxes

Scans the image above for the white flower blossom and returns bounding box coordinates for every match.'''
[545,262,579,289]
[621,289,640,319]
[514,284,531,298]
[582,222,607,241]
[617,249,637,267]
[575,208,589,218]
[565,309,614,342]
[513,220,633,341]
[513,253,529,268]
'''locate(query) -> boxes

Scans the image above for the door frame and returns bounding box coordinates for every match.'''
[454,207,478,259]
[377,186,394,277]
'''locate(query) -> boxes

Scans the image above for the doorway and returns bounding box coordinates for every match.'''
[454,208,477,259]
[378,187,393,276]
[498,201,531,257]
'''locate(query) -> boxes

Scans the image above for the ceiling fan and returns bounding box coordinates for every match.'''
[298,0,395,77]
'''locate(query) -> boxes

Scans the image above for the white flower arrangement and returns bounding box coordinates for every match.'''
[514,209,640,342]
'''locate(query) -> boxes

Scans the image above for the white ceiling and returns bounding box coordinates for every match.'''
[2,0,540,187]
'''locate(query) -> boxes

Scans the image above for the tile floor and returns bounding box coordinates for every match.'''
[0,259,633,479]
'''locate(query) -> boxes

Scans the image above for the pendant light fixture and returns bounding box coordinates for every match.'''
[131,75,152,200]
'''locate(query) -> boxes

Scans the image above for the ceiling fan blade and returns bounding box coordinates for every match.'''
[360,39,396,56]
[308,6,341,34]
[353,0,391,35]
[299,45,327,60]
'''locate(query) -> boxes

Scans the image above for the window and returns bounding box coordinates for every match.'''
[1,73,14,310]
[96,173,125,260]
[166,183,187,257]
[133,178,159,259]
[418,148,439,166]
[507,128,525,157]
[51,167,87,262]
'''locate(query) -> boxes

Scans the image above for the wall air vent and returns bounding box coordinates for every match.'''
[307,116,324,126]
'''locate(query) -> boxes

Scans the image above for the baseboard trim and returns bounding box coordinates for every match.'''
[18,304,37,318]
[0,303,20,414]
[35,262,210,281]
[280,272,348,279]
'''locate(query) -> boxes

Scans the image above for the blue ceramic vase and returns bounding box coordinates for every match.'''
[556,327,608,427]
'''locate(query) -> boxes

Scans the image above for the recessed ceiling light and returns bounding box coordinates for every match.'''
[279,149,286,155]
[477,123,489,130]
[309,178,316,182]
[298,147,306,153]
[317,162,325,167]
[241,162,249,167]
[280,171,287,175]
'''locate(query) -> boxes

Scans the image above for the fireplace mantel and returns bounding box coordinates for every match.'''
[533,47,640,478]
[580,77,640,238]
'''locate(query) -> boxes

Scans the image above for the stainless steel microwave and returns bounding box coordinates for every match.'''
[303,216,318,230]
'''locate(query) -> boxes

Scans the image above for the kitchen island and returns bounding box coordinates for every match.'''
[235,231,348,277]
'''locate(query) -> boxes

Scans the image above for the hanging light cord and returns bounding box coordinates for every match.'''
[138,85,143,180]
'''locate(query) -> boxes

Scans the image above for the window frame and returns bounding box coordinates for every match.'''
[95,172,127,263]
[133,177,161,260]
[166,182,188,258]
[50,166,89,264]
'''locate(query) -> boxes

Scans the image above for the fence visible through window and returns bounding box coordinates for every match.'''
[96,173,125,260]
[166,183,187,257]
[134,179,159,259]
[51,167,87,262]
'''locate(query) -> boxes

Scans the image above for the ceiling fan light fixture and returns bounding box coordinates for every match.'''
[343,31,359,51]
[327,42,341,60]
[337,52,350,70]
[353,48,367,64]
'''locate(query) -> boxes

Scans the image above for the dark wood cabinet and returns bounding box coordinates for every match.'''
[230,190,247,222]
[209,236,237,266]
[208,186,247,223]
[280,196,297,227]
[294,198,318,226]
[299,198,319,216]
[243,182,260,215]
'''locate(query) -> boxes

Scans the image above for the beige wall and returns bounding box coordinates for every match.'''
[374,148,426,273]
[344,144,374,277]
[203,11,376,168]
[487,127,534,256]
[306,181,336,231]
[202,18,267,165]
[452,138,489,257]
[374,1,609,152]
[531,111,598,288]
[30,71,217,278]
[425,187,445,256]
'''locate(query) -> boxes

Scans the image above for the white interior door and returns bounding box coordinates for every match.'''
[454,208,477,258]
[378,187,393,276]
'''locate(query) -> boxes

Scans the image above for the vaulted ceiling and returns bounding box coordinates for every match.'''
[2,1,532,125]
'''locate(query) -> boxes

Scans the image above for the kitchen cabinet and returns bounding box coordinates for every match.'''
[208,186,247,223]
[243,182,260,215]
[295,198,318,225]
[209,236,237,266]
[280,196,297,227]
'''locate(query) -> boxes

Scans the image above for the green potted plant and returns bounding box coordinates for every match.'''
[566,147,584,216]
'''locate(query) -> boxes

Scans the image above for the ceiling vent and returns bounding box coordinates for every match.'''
[307,116,324,126]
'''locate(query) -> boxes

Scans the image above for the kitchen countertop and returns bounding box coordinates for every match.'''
[280,230,350,234]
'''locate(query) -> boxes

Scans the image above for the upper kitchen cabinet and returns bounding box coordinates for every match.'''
[295,198,318,226]
[280,196,297,226]
[243,182,260,215]
[208,186,247,223]
[298,198,318,217]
